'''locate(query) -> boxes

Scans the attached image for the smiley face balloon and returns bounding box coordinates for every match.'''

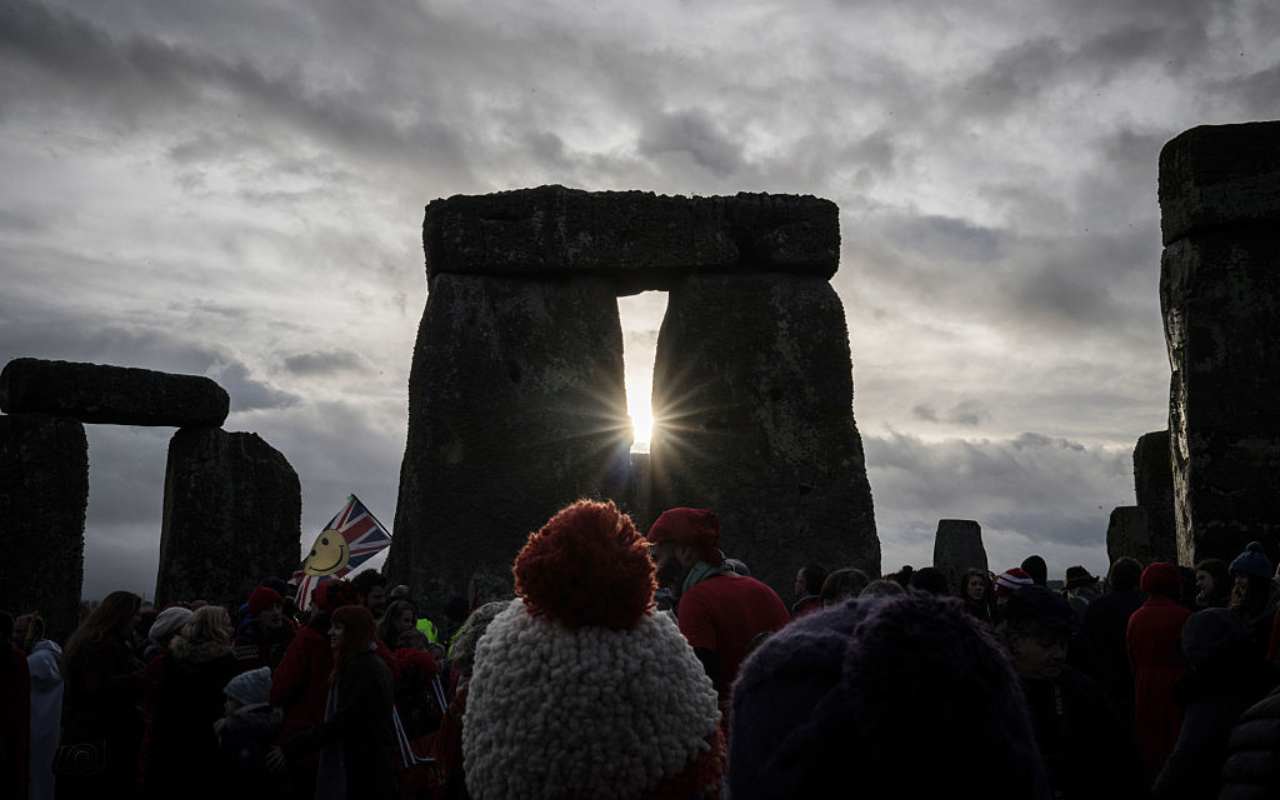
[303,529,351,577]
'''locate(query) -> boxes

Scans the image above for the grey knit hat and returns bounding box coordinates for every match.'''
[224,666,271,707]
[148,606,193,644]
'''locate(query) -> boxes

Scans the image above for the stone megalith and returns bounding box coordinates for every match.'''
[0,358,229,427]
[932,519,987,592]
[1133,430,1177,564]
[1107,506,1154,565]
[650,273,879,591]
[156,427,301,607]
[385,273,631,609]
[1159,121,1280,565]
[0,414,87,641]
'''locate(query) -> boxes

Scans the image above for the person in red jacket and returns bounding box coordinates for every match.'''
[647,507,790,714]
[1127,561,1192,783]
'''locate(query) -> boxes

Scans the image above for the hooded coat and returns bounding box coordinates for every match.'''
[1128,564,1193,781]
[28,639,64,800]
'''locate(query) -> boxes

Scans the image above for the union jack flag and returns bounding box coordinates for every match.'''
[293,494,393,611]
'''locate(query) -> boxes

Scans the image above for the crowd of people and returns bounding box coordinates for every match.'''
[4,500,1280,799]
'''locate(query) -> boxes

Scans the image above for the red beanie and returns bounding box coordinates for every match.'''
[646,507,723,564]
[1140,562,1181,598]
[248,586,282,616]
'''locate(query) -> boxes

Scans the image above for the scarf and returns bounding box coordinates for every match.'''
[681,560,732,597]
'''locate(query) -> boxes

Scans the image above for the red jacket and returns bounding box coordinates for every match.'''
[1127,595,1192,779]
[271,625,333,744]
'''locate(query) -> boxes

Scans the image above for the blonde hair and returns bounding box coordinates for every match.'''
[170,605,232,660]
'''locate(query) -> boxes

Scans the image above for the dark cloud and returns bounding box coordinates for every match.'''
[281,349,372,376]
[213,361,300,413]
[638,108,745,178]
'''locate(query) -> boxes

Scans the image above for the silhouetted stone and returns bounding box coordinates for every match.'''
[650,273,879,595]
[423,185,839,285]
[156,428,301,606]
[0,358,229,427]
[385,274,631,613]
[1159,121,1280,245]
[0,414,86,641]
[1133,430,1177,563]
[1107,506,1154,565]
[932,519,987,592]
[1161,230,1280,565]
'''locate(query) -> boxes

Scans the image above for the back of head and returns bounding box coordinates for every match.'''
[447,600,511,676]
[1230,541,1274,581]
[1021,555,1048,587]
[910,566,950,596]
[1108,558,1143,593]
[171,605,233,660]
[800,564,828,596]
[1000,586,1076,639]
[65,590,141,663]
[860,579,904,598]
[821,568,869,604]
[1141,562,1182,599]
[731,594,1049,798]
[351,569,387,599]
[330,605,377,677]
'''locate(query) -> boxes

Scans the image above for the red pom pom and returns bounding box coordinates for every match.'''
[514,499,656,630]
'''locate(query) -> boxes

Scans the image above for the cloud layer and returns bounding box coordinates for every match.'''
[3,0,1276,596]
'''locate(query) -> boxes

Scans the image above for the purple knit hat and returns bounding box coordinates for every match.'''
[729,592,1051,798]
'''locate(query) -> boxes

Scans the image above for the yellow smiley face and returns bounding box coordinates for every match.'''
[304,529,350,577]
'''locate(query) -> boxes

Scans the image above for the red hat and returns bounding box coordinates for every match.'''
[1140,562,1181,598]
[646,507,722,564]
[248,586,282,616]
[994,568,1033,597]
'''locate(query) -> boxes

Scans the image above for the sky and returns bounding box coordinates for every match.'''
[2,0,1278,599]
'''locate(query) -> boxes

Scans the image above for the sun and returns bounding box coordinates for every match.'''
[629,391,654,453]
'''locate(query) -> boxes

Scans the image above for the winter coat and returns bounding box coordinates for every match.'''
[142,645,242,800]
[1081,589,1145,718]
[283,649,398,800]
[1152,642,1275,800]
[392,647,442,740]
[1219,685,1280,800]
[1021,667,1146,800]
[234,616,296,671]
[215,702,288,796]
[1129,595,1193,780]
[3,643,31,800]
[271,623,333,746]
[28,640,64,800]
[58,636,144,799]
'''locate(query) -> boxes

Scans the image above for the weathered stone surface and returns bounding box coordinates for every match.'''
[932,519,987,592]
[1159,121,1280,245]
[0,414,87,641]
[1107,506,1154,565]
[1161,231,1280,565]
[649,273,879,595]
[156,427,301,606]
[385,274,632,613]
[0,358,230,427]
[1133,430,1177,563]
[423,185,839,284]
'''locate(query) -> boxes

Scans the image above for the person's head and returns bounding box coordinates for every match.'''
[1020,555,1048,587]
[448,600,511,677]
[795,565,828,599]
[171,605,233,660]
[993,568,1034,609]
[910,567,950,596]
[1140,562,1182,599]
[147,606,194,651]
[646,507,722,592]
[377,600,417,646]
[223,666,271,715]
[820,568,870,606]
[398,628,430,651]
[961,569,991,603]
[997,586,1075,679]
[889,566,914,589]
[389,584,411,603]
[65,590,142,662]
[1107,557,1143,593]
[13,612,45,654]
[860,579,905,598]
[730,593,1049,798]
[1194,558,1231,607]
[1063,566,1098,594]
[248,586,284,629]
[329,605,377,679]
[1229,542,1274,614]
[351,570,388,616]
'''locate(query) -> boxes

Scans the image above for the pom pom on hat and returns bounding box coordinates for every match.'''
[514,499,656,630]
[248,586,282,616]
[1230,541,1274,581]
[647,507,723,564]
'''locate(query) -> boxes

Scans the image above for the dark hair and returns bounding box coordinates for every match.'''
[1108,558,1143,593]
[799,565,828,596]
[910,567,950,596]
[1000,586,1075,641]
[65,591,141,664]
[377,600,417,647]
[890,566,914,589]
[351,570,388,598]
[1020,556,1048,587]
[1194,559,1231,602]
[959,569,992,600]
[820,569,869,605]
[330,605,377,682]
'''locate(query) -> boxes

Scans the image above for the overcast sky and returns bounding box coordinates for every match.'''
[3,0,1278,599]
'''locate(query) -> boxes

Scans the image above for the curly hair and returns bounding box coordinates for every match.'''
[514,499,656,630]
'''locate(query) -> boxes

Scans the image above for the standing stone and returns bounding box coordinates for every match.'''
[1107,506,1154,565]
[1160,121,1280,565]
[650,273,879,595]
[1133,430,1177,563]
[385,274,631,611]
[0,358,230,427]
[156,428,301,607]
[0,414,87,641]
[932,519,987,593]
